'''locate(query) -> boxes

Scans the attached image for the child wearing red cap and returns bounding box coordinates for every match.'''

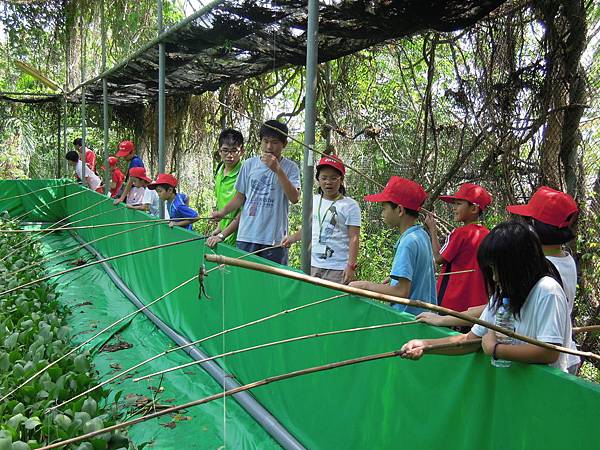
[349,177,437,314]
[148,173,198,229]
[282,155,361,284]
[125,167,160,217]
[424,183,491,313]
[114,140,145,206]
[102,156,125,198]
[507,186,580,373]
[402,221,572,373]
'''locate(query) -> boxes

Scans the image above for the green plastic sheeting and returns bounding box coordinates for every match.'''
[37,229,281,449]
[2,180,600,450]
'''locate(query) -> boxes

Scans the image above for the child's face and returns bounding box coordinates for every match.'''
[67,160,77,168]
[155,186,172,201]
[131,177,144,188]
[260,136,286,159]
[219,139,243,167]
[317,167,343,198]
[381,202,401,227]
[452,200,477,222]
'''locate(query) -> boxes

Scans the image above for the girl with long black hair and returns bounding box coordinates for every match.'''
[401,221,572,372]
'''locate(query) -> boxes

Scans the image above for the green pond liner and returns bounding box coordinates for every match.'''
[2,179,600,450]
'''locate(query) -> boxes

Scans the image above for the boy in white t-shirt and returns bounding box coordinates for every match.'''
[283,155,361,284]
[65,151,102,192]
[124,167,160,216]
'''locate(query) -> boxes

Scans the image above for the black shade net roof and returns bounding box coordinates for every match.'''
[82,0,507,105]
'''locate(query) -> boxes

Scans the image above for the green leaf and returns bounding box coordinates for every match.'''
[23,417,41,430]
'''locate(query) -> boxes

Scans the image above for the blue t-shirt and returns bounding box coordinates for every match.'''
[128,156,144,169]
[390,225,437,315]
[167,193,198,230]
[235,156,301,245]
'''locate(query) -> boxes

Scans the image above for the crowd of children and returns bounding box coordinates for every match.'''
[66,119,582,374]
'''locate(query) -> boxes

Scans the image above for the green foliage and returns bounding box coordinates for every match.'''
[0,220,129,449]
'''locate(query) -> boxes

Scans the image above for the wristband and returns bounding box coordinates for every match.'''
[492,342,501,360]
[217,233,225,240]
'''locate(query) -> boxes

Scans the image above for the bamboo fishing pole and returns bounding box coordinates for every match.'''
[0,216,211,233]
[11,222,162,276]
[204,254,600,363]
[48,292,347,412]
[134,319,421,382]
[0,236,205,297]
[36,244,286,408]
[215,99,455,232]
[37,339,482,450]
[573,325,600,334]
[0,271,202,404]
[0,182,79,203]
[436,269,475,277]
[0,196,115,263]
[12,188,88,222]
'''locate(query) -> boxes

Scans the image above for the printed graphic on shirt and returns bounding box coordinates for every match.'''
[247,174,275,216]
[315,204,338,260]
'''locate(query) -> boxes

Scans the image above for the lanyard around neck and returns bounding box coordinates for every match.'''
[317,193,342,230]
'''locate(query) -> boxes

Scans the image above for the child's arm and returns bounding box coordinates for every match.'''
[212,192,245,220]
[281,229,302,247]
[206,213,241,248]
[424,213,446,264]
[126,204,149,212]
[261,154,300,204]
[343,226,360,284]
[401,331,482,360]
[349,277,411,299]
[114,178,132,205]
[417,305,485,327]
[481,331,560,364]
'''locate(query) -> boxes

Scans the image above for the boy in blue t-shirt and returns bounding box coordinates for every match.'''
[350,176,437,315]
[147,173,198,230]
[211,120,300,265]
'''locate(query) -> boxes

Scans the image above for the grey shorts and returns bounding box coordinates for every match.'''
[310,266,344,284]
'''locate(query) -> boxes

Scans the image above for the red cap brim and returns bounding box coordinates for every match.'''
[506,204,533,217]
[115,149,131,157]
[438,195,458,204]
[364,192,389,203]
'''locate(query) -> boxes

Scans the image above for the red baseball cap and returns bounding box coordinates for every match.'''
[364,176,427,211]
[147,173,178,190]
[128,167,151,183]
[506,186,578,228]
[116,140,135,157]
[316,155,345,175]
[101,156,118,171]
[439,183,492,211]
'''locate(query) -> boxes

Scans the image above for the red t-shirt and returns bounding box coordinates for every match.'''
[437,223,490,312]
[110,168,125,197]
[85,148,97,173]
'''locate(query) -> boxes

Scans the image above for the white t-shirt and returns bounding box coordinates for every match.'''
[471,276,571,372]
[546,253,577,312]
[75,161,101,191]
[310,194,361,270]
[142,188,161,217]
[127,186,146,205]
[546,253,579,368]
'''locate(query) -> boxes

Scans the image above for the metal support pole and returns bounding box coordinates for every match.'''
[300,0,319,274]
[62,97,68,178]
[102,0,110,195]
[158,0,166,218]
[57,105,62,178]
[80,17,88,188]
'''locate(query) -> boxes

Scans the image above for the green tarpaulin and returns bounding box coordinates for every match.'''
[2,179,600,450]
